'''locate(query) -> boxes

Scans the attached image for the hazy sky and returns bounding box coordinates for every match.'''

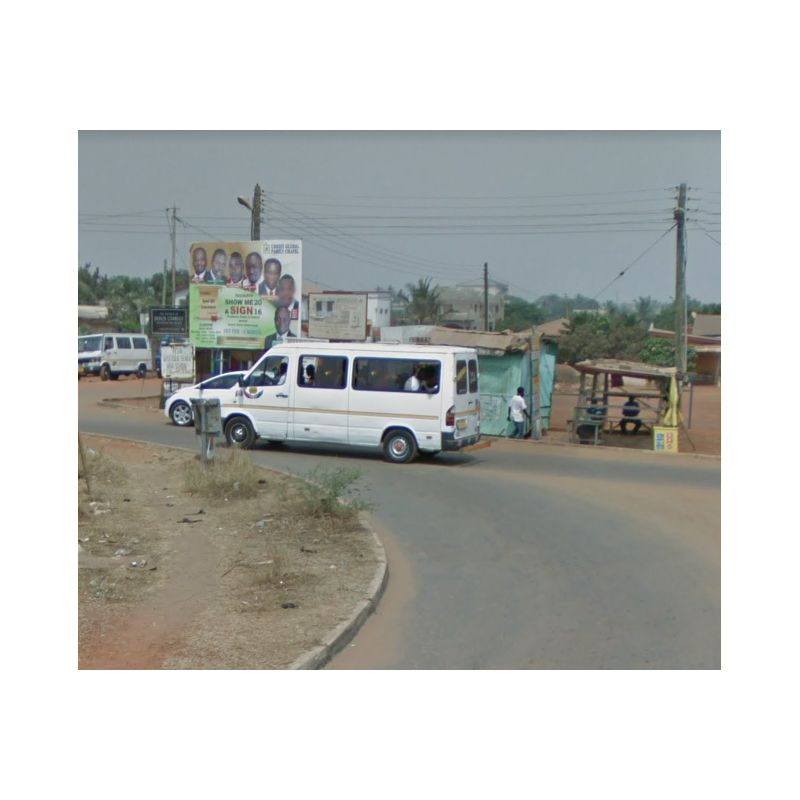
[78,131,720,305]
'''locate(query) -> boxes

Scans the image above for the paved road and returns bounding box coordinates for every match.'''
[79,378,721,669]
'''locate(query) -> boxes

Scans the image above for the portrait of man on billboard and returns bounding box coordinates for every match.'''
[206,248,227,284]
[243,252,262,292]
[277,273,300,320]
[191,246,208,283]
[258,258,282,296]
[226,252,245,287]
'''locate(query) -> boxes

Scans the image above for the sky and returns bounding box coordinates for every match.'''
[78,131,721,307]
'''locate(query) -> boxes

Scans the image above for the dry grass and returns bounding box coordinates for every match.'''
[78,435,381,670]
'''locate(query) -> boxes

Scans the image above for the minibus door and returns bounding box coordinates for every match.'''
[240,354,291,441]
[454,357,480,440]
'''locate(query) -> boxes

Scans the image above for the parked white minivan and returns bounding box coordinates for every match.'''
[78,333,153,380]
[220,341,485,462]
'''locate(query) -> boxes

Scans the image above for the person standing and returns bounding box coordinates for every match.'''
[508,387,530,439]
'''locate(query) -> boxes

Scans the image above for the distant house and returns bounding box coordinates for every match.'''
[647,322,721,385]
[438,280,508,330]
[690,313,721,338]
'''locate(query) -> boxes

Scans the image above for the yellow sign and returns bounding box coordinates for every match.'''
[652,426,679,453]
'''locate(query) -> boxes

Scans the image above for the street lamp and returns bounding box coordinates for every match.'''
[237,184,261,240]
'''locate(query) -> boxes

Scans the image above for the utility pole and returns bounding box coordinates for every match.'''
[673,183,687,386]
[484,262,489,331]
[170,205,177,305]
[252,184,262,240]
[162,258,167,305]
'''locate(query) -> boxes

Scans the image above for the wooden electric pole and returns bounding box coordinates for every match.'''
[252,184,262,240]
[484,262,489,330]
[162,258,168,305]
[170,205,177,304]
[673,184,687,383]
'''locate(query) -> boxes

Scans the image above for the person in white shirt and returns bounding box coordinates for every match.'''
[508,386,530,438]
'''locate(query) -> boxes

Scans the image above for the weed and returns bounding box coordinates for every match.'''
[290,466,375,519]
[183,447,261,501]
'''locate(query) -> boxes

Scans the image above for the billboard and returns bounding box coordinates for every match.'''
[188,240,302,349]
[308,292,368,341]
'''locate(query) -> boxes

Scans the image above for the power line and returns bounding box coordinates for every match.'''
[592,224,676,301]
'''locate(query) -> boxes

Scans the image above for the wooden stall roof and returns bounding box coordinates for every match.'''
[573,359,676,381]
[429,326,534,354]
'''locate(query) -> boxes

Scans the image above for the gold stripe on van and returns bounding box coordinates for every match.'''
[241,404,439,422]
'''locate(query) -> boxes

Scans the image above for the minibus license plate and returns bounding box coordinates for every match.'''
[457,419,467,430]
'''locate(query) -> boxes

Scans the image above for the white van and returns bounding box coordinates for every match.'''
[220,341,485,462]
[78,333,153,380]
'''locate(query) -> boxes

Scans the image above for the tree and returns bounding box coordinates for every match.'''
[639,337,697,371]
[557,309,646,364]
[634,296,659,325]
[502,296,546,332]
[405,278,442,324]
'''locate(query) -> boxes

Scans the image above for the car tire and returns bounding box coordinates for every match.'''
[170,401,193,427]
[383,429,418,463]
[137,364,147,379]
[225,417,256,449]
[100,364,111,381]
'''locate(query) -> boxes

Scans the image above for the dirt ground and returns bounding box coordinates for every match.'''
[78,434,381,670]
[543,367,721,457]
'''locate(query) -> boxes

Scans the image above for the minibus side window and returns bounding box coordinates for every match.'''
[468,359,479,393]
[116,336,132,349]
[300,355,348,389]
[132,337,148,349]
[248,355,288,386]
[104,337,114,350]
[353,358,440,393]
[456,359,468,395]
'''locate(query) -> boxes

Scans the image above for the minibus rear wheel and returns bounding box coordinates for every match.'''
[383,429,418,463]
[225,417,256,449]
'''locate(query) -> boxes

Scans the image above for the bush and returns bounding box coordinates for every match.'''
[639,337,697,371]
[291,466,374,519]
[183,447,262,501]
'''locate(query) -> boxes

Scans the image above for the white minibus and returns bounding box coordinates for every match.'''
[78,333,153,380]
[220,341,485,462]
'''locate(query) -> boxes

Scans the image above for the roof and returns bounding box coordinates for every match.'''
[428,326,534,353]
[573,359,676,380]
[647,325,722,346]
[536,317,570,337]
[691,314,721,337]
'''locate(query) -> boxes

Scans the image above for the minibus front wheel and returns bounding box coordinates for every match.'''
[225,417,256,449]
[383,429,418,464]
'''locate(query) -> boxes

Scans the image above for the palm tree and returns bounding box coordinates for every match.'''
[634,296,658,325]
[405,278,442,324]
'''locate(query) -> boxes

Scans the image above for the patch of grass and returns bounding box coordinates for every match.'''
[182,447,262,501]
[78,441,129,501]
[290,466,375,519]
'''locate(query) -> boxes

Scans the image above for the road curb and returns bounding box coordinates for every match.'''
[289,514,389,670]
[486,435,721,461]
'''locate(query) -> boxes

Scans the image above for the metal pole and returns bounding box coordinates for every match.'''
[687,374,695,429]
